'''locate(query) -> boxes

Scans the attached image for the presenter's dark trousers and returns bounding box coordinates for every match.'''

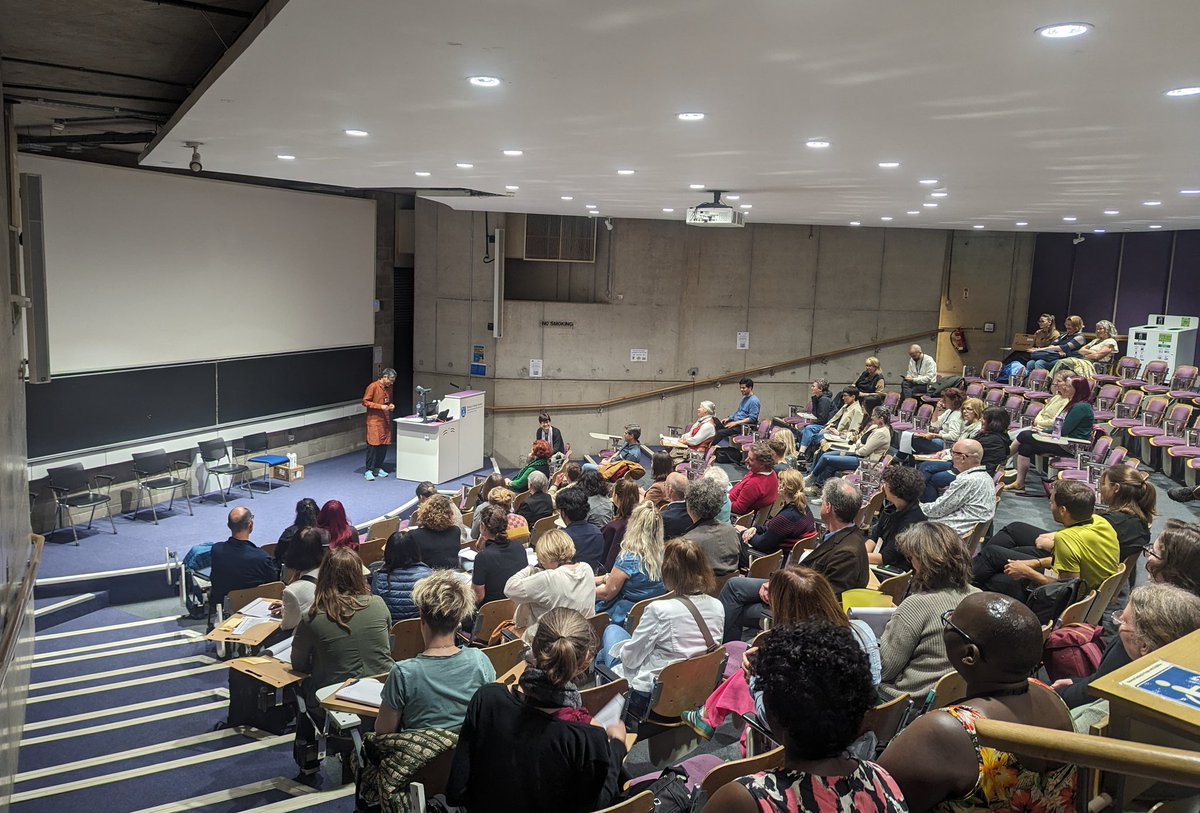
[971,522,1048,600]
[365,443,387,472]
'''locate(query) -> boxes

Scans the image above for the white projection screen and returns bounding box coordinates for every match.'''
[21,155,375,375]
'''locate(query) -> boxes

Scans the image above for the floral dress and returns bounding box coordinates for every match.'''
[735,761,908,813]
[935,705,1077,813]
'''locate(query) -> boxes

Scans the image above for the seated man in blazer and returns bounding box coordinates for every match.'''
[718,478,868,642]
[660,473,693,539]
[535,411,569,457]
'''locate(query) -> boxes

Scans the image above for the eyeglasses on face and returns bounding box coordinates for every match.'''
[941,609,985,658]
[1141,543,1161,560]
[950,450,972,459]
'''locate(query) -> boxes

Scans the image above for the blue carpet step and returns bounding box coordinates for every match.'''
[32,591,109,632]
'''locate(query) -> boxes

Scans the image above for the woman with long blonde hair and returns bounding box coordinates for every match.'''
[594,501,667,626]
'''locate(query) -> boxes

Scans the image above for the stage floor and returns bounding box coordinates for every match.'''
[37,450,493,581]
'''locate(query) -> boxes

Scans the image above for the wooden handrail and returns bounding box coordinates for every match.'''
[488,328,939,414]
[974,718,1200,789]
[0,534,44,680]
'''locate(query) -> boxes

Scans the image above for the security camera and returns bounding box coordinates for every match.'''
[1072,233,1085,245]
[604,218,614,232]
[185,142,203,173]
[415,385,431,395]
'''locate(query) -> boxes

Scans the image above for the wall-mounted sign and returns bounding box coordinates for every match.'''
[630,349,649,363]
[736,331,750,350]
[529,358,543,378]
[541,320,575,328]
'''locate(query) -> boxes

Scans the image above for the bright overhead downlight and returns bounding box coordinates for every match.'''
[849,221,861,226]
[585,204,597,209]
[1103,210,1120,215]
[344,129,369,137]
[1150,224,1163,229]
[930,191,948,198]
[1063,216,1077,222]
[617,169,636,175]
[277,154,295,160]
[919,179,939,185]
[1181,189,1200,195]
[881,216,894,221]
[1037,22,1092,38]
[805,140,830,148]
[878,161,901,168]
[456,162,474,169]
[505,185,519,191]
[414,171,431,177]
[907,211,920,215]
[561,196,573,201]
[740,204,752,209]
[923,202,938,208]
[1144,200,1162,206]
[677,112,705,121]
[662,208,675,213]
[1016,221,1029,226]
[1165,87,1200,97]
[468,76,501,87]
[689,183,705,189]
[973,224,985,229]
[502,149,523,157]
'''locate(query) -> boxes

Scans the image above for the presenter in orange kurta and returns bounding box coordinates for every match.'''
[362,368,396,481]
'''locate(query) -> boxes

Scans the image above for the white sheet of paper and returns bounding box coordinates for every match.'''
[592,693,627,728]
[238,597,276,618]
[849,607,897,639]
[336,679,384,707]
[266,637,294,667]
[232,616,272,636]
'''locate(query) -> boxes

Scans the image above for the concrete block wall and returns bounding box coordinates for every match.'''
[414,199,1035,467]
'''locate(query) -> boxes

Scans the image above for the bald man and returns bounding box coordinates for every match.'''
[660,473,693,539]
[879,593,1075,812]
[919,439,995,536]
[902,343,938,400]
[208,506,279,612]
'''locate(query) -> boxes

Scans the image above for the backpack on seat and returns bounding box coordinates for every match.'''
[1043,623,1105,682]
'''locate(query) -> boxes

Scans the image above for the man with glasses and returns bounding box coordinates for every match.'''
[919,439,994,536]
[879,592,1076,812]
[209,505,279,614]
[971,479,1118,602]
[901,344,938,400]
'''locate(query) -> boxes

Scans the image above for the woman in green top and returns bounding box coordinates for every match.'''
[1007,376,1094,492]
[507,439,553,492]
[292,547,392,773]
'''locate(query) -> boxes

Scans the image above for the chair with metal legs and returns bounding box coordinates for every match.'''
[129,449,193,524]
[198,437,252,506]
[46,463,117,544]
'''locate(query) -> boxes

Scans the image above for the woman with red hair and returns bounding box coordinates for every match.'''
[1006,375,1094,493]
[318,499,358,550]
[508,439,554,492]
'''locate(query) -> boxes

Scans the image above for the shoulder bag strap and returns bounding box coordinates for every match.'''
[675,595,720,652]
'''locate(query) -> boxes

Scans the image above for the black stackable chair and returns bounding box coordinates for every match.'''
[129,449,193,524]
[46,463,117,544]
[198,437,252,505]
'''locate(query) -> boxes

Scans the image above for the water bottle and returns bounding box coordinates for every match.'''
[1053,416,1064,437]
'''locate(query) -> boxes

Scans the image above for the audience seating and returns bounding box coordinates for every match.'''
[129,449,193,523]
[367,516,400,542]
[480,638,524,675]
[595,791,654,813]
[512,489,531,510]
[747,550,782,579]
[855,490,886,531]
[357,537,386,568]
[1023,369,1051,401]
[471,598,516,644]
[460,508,475,530]
[625,592,674,633]
[930,671,968,710]
[1059,446,1126,482]
[1093,355,1140,387]
[1120,359,1168,390]
[861,692,912,750]
[390,618,424,661]
[891,397,918,431]
[588,612,611,645]
[405,748,457,811]
[45,462,117,544]
[225,581,285,616]
[709,571,734,598]
[1049,435,1111,475]
[1141,403,1193,467]
[580,677,629,716]
[1083,564,1127,626]
[961,522,989,557]
[876,572,911,604]
[1097,389,1145,428]
[461,482,483,510]
[1057,590,1098,627]
[698,745,785,798]
[197,438,252,506]
[639,647,728,744]
[1002,394,1023,419]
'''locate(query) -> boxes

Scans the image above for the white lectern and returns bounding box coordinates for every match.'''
[394,417,461,484]
[441,390,486,474]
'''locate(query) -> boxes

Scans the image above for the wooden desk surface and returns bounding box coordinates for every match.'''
[319,677,387,718]
[206,614,280,646]
[1090,628,1200,738]
[229,656,305,689]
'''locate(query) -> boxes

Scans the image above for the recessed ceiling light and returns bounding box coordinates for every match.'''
[502,149,523,157]
[662,208,675,213]
[923,202,938,208]
[414,171,431,177]
[740,204,752,209]
[344,129,369,137]
[468,76,501,87]
[505,185,519,191]
[881,216,894,222]
[561,196,573,201]
[1094,229,1106,233]
[930,191,949,198]
[907,211,920,215]
[1062,216,1077,222]
[725,195,740,200]
[585,204,597,209]
[689,183,705,189]
[1165,86,1200,97]
[1150,224,1163,229]
[456,162,474,169]
[973,224,985,229]
[878,161,901,168]
[849,221,861,226]
[1181,189,1200,195]
[805,140,830,148]
[1016,221,1029,226]
[1103,209,1120,215]
[919,179,939,185]
[677,112,705,121]
[588,211,600,216]
[617,169,636,175]
[1144,200,1162,206]
[1036,22,1093,39]
[276,154,296,160]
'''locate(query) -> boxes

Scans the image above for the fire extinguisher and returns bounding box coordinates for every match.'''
[950,327,969,353]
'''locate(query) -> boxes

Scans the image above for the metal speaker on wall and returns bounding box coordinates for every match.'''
[19,173,51,383]
[492,228,505,339]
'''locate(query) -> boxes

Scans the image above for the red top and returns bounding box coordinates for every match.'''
[729,470,779,515]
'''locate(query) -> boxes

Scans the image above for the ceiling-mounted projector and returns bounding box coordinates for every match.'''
[685,191,745,227]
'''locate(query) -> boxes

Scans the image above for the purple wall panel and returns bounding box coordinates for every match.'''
[1115,232,1172,333]
[1067,234,1121,323]
[1028,234,1075,330]
[1167,231,1200,316]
